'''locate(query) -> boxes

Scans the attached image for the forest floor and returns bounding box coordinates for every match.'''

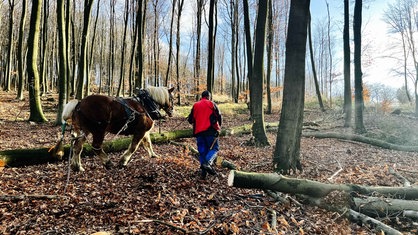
[1,91,418,234]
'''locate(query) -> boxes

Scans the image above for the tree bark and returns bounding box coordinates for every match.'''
[76,0,94,99]
[16,0,27,100]
[353,0,366,133]
[343,0,352,127]
[56,0,68,125]
[243,0,253,115]
[27,0,47,123]
[251,0,270,147]
[273,0,310,174]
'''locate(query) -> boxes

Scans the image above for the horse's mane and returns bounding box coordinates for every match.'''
[62,99,79,122]
[145,86,170,106]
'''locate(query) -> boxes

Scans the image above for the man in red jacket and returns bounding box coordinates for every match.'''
[188,90,222,179]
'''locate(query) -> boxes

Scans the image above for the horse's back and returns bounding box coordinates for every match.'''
[78,95,115,122]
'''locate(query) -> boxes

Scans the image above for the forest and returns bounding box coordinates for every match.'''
[2,0,418,234]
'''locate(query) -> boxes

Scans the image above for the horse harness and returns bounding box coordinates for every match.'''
[113,89,164,132]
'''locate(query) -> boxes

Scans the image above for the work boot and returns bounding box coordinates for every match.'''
[201,163,216,175]
[200,169,208,180]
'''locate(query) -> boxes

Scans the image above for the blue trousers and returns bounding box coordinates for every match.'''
[196,135,219,165]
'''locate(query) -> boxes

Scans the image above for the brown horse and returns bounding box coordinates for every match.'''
[62,86,175,172]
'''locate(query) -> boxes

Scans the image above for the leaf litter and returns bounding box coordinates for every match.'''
[1,92,418,234]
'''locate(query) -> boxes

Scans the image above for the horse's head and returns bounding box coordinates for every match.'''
[162,87,175,117]
[142,86,175,118]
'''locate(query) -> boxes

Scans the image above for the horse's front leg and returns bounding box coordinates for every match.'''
[141,131,159,158]
[119,131,146,167]
[71,132,86,172]
[92,132,113,169]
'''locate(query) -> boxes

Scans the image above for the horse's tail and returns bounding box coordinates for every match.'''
[62,99,79,123]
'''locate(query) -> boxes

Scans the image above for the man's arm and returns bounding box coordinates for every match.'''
[187,107,194,124]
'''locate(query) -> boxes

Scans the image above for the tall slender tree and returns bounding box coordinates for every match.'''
[5,0,15,92]
[308,11,325,112]
[175,0,185,104]
[243,0,253,115]
[343,0,352,127]
[194,0,203,100]
[266,0,273,114]
[251,0,269,146]
[27,0,47,122]
[273,0,310,174]
[207,0,216,92]
[16,0,27,100]
[76,0,94,99]
[56,0,68,125]
[354,0,366,133]
[117,0,129,97]
[165,0,177,86]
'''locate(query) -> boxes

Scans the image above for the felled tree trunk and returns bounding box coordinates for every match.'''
[0,123,272,167]
[228,170,418,200]
[228,170,415,234]
[353,196,418,217]
[303,132,418,152]
[0,129,193,167]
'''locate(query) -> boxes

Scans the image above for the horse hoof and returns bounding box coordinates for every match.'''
[118,160,128,168]
[71,165,84,172]
[104,161,114,169]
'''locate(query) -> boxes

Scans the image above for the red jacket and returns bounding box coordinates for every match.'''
[188,97,222,136]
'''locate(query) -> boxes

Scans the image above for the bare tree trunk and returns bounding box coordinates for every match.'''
[76,0,94,99]
[266,0,273,114]
[326,1,333,108]
[89,0,101,93]
[343,0,352,127]
[194,0,203,100]
[243,0,253,115]
[5,0,15,92]
[16,0,27,100]
[108,0,116,95]
[206,0,216,92]
[40,0,49,95]
[273,0,310,174]
[251,0,269,147]
[308,11,325,112]
[353,0,366,133]
[165,0,177,87]
[116,0,129,97]
[56,0,68,125]
[134,0,145,89]
[175,0,184,105]
[27,0,47,123]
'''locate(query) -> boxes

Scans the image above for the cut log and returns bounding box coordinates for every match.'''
[353,196,418,217]
[0,128,195,167]
[228,170,418,200]
[0,123,266,167]
[347,209,403,235]
[303,132,418,152]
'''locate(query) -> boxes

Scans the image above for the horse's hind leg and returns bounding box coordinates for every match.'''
[71,132,86,172]
[141,131,159,158]
[119,131,146,167]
